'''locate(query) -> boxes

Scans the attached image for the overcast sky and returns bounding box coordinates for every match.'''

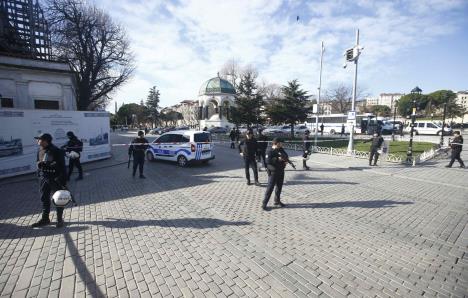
[94,0,468,112]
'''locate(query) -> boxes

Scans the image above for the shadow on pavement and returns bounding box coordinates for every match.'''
[284,200,413,209]
[0,223,88,239]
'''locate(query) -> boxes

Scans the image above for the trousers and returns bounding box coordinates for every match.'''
[244,157,258,182]
[133,154,145,176]
[263,170,284,206]
[448,150,465,167]
[256,150,267,168]
[68,157,83,179]
[369,149,379,165]
[39,178,63,219]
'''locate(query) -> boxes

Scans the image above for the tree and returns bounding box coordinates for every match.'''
[146,86,160,127]
[370,105,391,117]
[160,110,183,127]
[233,71,264,127]
[397,93,430,117]
[219,59,241,90]
[46,0,134,110]
[265,80,310,138]
[427,90,465,119]
[117,103,149,127]
[326,85,352,113]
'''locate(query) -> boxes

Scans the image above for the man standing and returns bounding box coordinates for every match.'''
[256,129,268,171]
[367,132,384,166]
[341,124,345,136]
[446,131,465,168]
[229,128,236,149]
[238,129,260,186]
[62,131,83,181]
[262,138,287,210]
[302,130,312,170]
[320,123,324,136]
[32,133,67,228]
[129,131,149,178]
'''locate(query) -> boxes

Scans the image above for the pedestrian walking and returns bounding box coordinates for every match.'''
[366,132,384,166]
[129,130,149,178]
[62,131,83,181]
[446,131,465,168]
[229,128,236,149]
[320,123,324,136]
[31,133,67,228]
[238,128,260,186]
[341,124,345,136]
[262,138,287,211]
[256,129,268,171]
[235,128,240,143]
[302,130,312,170]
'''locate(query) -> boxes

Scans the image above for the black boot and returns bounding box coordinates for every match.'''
[56,209,64,228]
[31,213,50,228]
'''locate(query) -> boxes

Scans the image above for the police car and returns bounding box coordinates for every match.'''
[146,130,215,167]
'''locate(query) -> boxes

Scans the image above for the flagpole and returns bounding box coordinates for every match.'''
[315,41,324,148]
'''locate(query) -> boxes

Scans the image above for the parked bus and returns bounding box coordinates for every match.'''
[305,113,378,135]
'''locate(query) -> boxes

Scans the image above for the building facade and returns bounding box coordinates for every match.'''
[379,93,404,110]
[456,91,468,123]
[170,100,199,128]
[0,55,77,110]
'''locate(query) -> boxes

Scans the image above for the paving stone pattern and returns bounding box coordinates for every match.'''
[0,132,467,297]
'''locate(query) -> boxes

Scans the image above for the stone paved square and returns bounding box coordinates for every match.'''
[0,132,467,297]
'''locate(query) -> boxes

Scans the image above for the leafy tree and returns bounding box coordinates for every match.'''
[117,103,149,127]
[427,90,465,119]
[146,86,161,127]
[47,0,134,110]
[397,93,429,117]
[233,71,264,127]
[370,105,391,117]
[265,80,310,138]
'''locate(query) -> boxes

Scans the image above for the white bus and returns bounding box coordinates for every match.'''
[305,113,378,135]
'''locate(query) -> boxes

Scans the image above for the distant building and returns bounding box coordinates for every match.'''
[365,97,379,106]
[170,100,199,128]
[455,91,468,123]
[378,93,404,110]
[0,55,77,110]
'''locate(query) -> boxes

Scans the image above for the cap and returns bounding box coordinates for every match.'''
[272,137,283,144]
[35,133,52,142]
[66,131,75,138]
[138,130,145,136]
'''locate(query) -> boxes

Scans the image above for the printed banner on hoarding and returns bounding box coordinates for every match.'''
[0,109,111,179]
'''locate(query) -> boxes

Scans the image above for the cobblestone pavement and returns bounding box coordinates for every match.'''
[0,132,467,298]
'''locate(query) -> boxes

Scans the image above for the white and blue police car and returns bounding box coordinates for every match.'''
[146,130,215,167]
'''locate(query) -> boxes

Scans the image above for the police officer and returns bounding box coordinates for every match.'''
[262,138,287,210]
[367,132,384,166]
[256,129,268,171]
[62,131,83,181]
[239,128,260,186]
[446,131,465,168]
[320,123,324,136]
[302,130,312,170]
[31,133,67,228]
[129,130,149,178]
[229,128,236,149]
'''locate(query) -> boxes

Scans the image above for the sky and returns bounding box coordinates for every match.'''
[93,0,468,112]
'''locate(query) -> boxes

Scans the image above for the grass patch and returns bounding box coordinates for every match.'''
[339,140,436,158]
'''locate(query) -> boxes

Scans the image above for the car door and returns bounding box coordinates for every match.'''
[152,134,172,160]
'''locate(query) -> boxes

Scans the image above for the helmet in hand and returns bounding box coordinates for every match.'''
[52,190,72,207]
[68,151,80,159]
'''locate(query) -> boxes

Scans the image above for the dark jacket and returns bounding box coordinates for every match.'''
[369,136,384,150]
[303,135,312,151]
[266,147,287,172]
[451,136,463,153]
[238,138,258,158]
[37,143,66,185]
[257,134,268,152]
[62,136,83,153]
[129,137,149,156]
[229,130,236,141]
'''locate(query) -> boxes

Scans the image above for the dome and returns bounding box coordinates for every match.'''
[199,76,236,96]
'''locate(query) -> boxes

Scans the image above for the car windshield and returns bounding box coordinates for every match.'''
[194,133,211,143]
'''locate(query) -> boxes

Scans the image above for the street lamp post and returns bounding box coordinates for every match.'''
[406,86,421,163]
[315,41,325,148]
[344,29,363,155]
[440,101,448,146]
[392,100,398,141]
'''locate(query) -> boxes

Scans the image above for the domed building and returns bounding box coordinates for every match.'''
[198,74,236,129]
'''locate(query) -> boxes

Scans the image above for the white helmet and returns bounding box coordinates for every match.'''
[68,151,80,159]
[52,190,72,207]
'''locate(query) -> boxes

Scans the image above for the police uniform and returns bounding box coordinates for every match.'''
[447,134,465,168]
[238,134,259,185]
[129,134,149,178]
[263,146,287,209]
[229,129,236,149]
[368,135,384,166]
[62,131,83,180]
[302,133,312,170]
[256,132,268,170]
[33,134,67,227]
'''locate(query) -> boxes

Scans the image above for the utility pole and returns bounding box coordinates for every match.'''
[345,29,363,155]
[315,41,324,148]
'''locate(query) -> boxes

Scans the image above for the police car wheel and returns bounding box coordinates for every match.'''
[146,151,154,161]
[329,129,335,135]
[177,155,188,167]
